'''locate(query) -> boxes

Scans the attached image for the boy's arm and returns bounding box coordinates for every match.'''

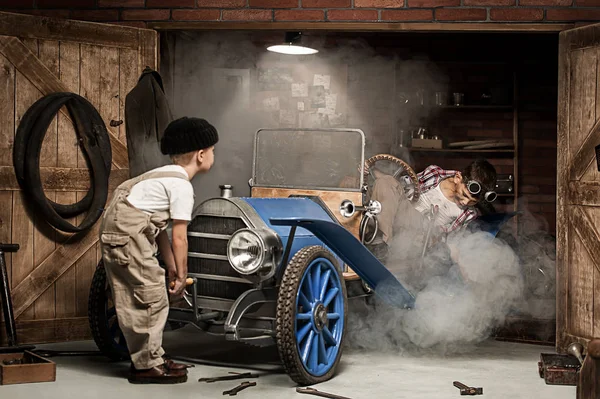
[156,230,176,280]
[169,219,189,297]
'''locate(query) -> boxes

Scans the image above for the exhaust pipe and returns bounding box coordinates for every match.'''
[219,185,233,198]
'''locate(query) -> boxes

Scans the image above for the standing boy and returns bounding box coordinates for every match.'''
[99,117,218,384]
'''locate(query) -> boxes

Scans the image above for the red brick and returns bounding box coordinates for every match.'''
[275,9,325,20]
[327,9,378,20]
[11,9,71,18]
[222,9,273,20]
[491,8,543,21]
[251,0,298,7]
[576,0,600,5]
[147,0,195,6]
[547,8,600,20]
[37,0,95,7]
[408,0,459,7]
[520,0,571,4]
[0,0,33,7]
[301,0,351,7]
[107,21,147,28]
[121,9,170,20]
[72,9,120,21]
[197,0,246,7]
[172,9,220,20]
[355,0,404,7]
[435,8,486,21]
[464,0,514,4]
[98,0,144,7]
[381,9,432,20]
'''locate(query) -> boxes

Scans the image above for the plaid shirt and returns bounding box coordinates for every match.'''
[417,165,479,233]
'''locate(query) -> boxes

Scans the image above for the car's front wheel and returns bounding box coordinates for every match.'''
[276,246,348,386]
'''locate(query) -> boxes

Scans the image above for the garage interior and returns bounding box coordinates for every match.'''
[0,7,597,398]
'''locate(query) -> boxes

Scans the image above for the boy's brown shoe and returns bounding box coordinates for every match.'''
[128,363,188,384]
[165,359,194,371]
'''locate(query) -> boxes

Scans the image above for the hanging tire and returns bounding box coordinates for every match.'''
[276,246,348,386]
[88,261,130,361]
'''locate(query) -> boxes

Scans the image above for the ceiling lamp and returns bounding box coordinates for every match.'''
[267,31,318,55]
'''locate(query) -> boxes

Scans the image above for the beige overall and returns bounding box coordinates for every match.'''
[99,170,188,370]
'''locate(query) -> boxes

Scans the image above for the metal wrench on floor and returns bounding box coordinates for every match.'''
[453,381,483,396]
[223,381,256,396]
[296,387,353,399]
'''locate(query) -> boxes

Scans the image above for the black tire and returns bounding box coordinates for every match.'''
[88,261,130,361]
[276,245,348,386]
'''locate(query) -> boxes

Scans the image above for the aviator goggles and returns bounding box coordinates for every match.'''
[465,179,497,203]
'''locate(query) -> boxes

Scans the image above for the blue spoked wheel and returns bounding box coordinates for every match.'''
[276,246,348,386]
[88,261,130,361]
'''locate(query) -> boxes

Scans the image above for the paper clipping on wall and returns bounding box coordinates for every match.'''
[279,109,296,125]
[262,97,280,111]
[291,83,308,98]
[318,94,337,115]
[313,74,331,90]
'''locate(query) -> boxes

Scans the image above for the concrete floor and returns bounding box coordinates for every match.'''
[0,326,574,399]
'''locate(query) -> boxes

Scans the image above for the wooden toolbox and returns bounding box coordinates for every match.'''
[0,351,56,385]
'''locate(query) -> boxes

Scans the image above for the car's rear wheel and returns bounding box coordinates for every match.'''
[276,246,348,386]
[88,261,130,361]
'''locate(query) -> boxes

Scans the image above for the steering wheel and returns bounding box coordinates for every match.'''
[363,154,420,202]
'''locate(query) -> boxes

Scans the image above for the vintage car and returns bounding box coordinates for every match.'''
[88,128,425,385]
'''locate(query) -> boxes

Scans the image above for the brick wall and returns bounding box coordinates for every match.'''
[1,0,600,28]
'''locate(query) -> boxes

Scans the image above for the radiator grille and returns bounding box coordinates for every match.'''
[188,214,251,300]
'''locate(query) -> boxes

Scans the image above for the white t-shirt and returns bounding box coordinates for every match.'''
[126,165,195,221]
[414,184,463,230]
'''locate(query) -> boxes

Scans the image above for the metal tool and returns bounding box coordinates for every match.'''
[296,387,353,399]
[567,342,585,365]
[453,381,483,396]
[199,372,259,383]
[223,381,256,396]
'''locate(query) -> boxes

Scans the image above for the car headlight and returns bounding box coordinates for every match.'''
[227,228,281,276]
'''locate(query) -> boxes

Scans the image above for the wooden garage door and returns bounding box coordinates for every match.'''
[557,23,600,353]
[0,12,156,344]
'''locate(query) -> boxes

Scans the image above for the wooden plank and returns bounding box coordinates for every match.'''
[582,48,597,150]
[0,53,14,167]
[569,228,594,338]
[0,317,90,345]
[0,35,129,169]
[0,11,141,50]
[57,41,79,169]
[571,206,600,276]
[556,29,572,353]
[99,47,120,147]
[11,193,33,320]
[139,29,157,72]
[54,192,77,319]
[595,248,600,337]
[0,166,129,191]
[13,39,39,321]
[0,192,12,292]
[148,21,573,32]
[77,44,101,317]
[569,50,584,169]
[569,181,600,206]
[119,48,138,143]
[33,39,60,321]
[10,222,100,320]
[567,23,600,52]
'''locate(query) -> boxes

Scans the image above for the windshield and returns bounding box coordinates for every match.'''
[252,128,365,191]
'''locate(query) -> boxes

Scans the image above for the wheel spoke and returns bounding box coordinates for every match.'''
[318,334,327,365]
[109,321,120,336]
[323,326,337,347]
[297,312,311,320]
[301,330,315,363]
[309,333,319,371]
[327,313,340,320]
[319,270,331,302]
[323,287,339,307]
[106,307,116,319]
[298,291,311,310]
[313,263,322,301]
[305,270,315,301]
[297,323,312,343]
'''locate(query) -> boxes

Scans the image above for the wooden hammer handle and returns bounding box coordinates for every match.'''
[169,278,194,289]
